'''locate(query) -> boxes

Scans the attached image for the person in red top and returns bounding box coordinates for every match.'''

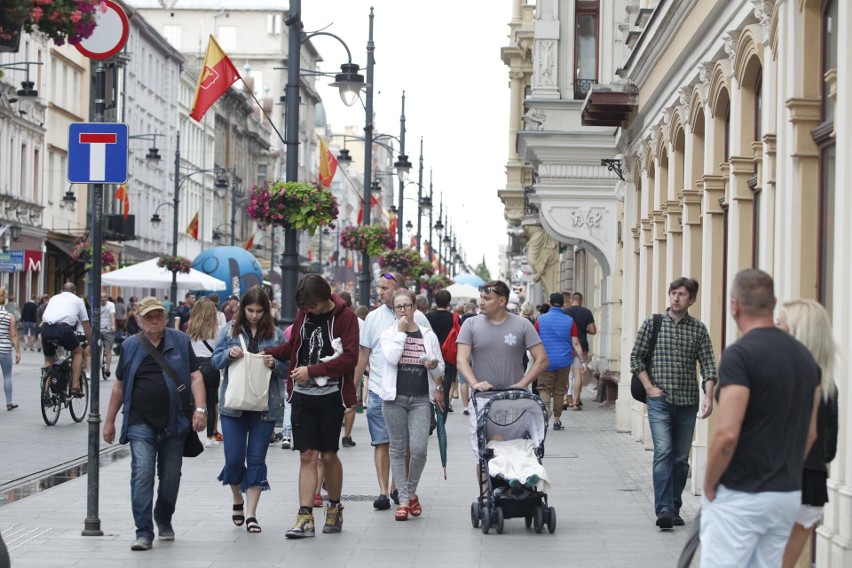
[265,275,359,539]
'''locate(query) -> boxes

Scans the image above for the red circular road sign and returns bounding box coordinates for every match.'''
[75,0,129,60]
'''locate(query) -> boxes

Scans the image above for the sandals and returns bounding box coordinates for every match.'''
[395,506,410,521]
[409,496,422,517]
[573,401,583,411]
[246,517,261,533]
[232,502,245,526]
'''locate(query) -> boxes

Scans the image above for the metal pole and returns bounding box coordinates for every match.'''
[428,169,433,260]
[317,231,322,274]
[415,137,423,253]
[396,91,406,249]
[436,199,442,275]
[281,0,301,326]
[229,165,237,246]
[358,7,375,307]
[83,59,105,537]
[169,129,180,325]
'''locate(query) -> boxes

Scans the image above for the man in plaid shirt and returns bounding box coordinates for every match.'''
[630,277,718,530]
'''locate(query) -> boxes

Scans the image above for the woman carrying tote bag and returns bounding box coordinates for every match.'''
[211,288,286,534]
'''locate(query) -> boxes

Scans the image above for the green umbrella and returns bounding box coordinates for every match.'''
[433,403,448,479]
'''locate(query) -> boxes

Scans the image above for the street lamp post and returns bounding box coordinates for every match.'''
[357,7,376,308]
[394,92,411,249]
[228,166,238,246]
[415,138,424,254]
[427,170,434,260]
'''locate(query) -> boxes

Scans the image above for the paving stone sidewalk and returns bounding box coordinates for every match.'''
[1,389,700,567]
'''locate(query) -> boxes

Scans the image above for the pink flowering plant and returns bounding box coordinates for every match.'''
[157,255,192,274]
[339,225,395,257]
[410,259,435,280]
[70,235,116,270]
[421,274,453,294]
[0,0,106,46]
[378,248,421,278]
[247,181,338,235]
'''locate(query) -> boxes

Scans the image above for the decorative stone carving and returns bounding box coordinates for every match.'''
[522,107,546,131]
[698,61,714,90]
[570,207,604,229]
[723,31,742,60]
[537,40,556,86]
[751,0,774,27]
[535,0,557,21]
[524,224,560,296]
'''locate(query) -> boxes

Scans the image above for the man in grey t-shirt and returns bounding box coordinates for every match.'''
[456,281,548,457]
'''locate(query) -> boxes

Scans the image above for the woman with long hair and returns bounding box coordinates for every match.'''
[211,288,285,534]
[0,288,21,411]
[777,299,839,568]
[187,299,223,446]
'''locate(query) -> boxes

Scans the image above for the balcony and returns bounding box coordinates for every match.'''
[574,78,597,101]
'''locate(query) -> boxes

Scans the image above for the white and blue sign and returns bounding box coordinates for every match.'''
[67,123,128,184]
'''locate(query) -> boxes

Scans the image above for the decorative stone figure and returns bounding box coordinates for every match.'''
[525,224,560,296]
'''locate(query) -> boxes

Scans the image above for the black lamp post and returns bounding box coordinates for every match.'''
[434,200,444,273]
[284,0,363,324]
[394,92,412,249]
[357,7,376,308]
[415,138,424,254]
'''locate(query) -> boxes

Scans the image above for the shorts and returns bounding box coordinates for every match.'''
[40,324,79,357]
[795,504,824,529]
[290,390,345,453]
[100,330,115,348]
[23,321,36,336]
[366,390,390,445]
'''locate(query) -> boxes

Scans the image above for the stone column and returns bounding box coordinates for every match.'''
[532,0,560,99]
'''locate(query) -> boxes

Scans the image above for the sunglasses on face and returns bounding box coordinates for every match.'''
[382,273,402,286]
[479,285,507,298]
[393,303,414,312]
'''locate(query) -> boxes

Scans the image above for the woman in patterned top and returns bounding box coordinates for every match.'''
[0,288,21,410]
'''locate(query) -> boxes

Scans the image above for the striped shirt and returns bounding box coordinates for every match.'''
[629,310,718,406]
[0,308,12,354]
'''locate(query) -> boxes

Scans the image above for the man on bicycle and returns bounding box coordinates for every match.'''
[99,292,116,378]
[40,283,90,397]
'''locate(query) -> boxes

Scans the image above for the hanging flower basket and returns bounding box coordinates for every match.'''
[157,255,192,274]
[0,1,105,48]
[247,180,338,235]
[70,235,117,270]
[410,260,435,280]
[378,248,422,278]
[421,274,454,294]
[340,225,395,257]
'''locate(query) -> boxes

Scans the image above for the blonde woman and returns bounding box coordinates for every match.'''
[188,299,223,446]
[777,299,839,568]
[0,288,21,410]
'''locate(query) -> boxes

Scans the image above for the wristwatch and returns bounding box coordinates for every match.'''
[435,384,444,392]
[194,407,208,415]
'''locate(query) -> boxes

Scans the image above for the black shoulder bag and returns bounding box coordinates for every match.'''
[630,314,663,404]
[136,333,204,457]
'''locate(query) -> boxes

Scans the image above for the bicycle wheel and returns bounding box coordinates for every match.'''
[101,349,109,379]
[69,373,89,422]
[40,373,61,426]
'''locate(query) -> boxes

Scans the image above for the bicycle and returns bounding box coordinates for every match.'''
[40,337,89,426]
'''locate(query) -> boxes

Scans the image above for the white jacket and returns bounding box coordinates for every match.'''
[378,323,445,402]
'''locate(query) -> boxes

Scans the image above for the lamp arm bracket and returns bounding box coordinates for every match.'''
[301,31,355,63]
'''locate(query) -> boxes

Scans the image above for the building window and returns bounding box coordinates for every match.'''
[257,163,268,186]
[574,0,599,100]
[816,0,837,310]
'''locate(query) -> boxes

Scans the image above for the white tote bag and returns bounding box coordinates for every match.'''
[223,335,271,412]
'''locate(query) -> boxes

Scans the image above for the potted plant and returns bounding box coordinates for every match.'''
[70,234,117,270]
[377,248,421,278]
[247,180,338,235]
[157,255,192,274]
[0,0,105,50]
[410,259,435,280]
[339,225,395,257]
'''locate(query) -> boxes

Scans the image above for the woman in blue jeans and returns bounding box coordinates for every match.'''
[379,289,445,521]
[212,288,286,534]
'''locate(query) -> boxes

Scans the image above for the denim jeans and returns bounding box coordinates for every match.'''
[0,351,12,405]
[218,412,275,492]
[126,423,184,540]
[646,395,698,516]
[383,394,432,505]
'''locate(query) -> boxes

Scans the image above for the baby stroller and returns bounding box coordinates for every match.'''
[470,388,556,534]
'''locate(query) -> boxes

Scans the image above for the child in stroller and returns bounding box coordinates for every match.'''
[470,388,556,534]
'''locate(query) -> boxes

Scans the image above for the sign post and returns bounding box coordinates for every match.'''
[71,0,129,538]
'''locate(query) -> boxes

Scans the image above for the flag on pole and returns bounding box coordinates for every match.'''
[186,211,199,239]
[114,184,130,219]
[318,139,338,188]
[190,35,241,122]
[388,209,398,239]
[357,195,379,225]
[244,233,255,250]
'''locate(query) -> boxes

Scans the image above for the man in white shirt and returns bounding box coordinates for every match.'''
[40,282,91,396]
[99,292,117,378]
[353,272,431,510]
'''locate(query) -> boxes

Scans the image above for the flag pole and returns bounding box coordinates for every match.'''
[240,78,286,146]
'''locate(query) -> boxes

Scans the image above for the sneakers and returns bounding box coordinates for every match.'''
[313,493,323,507]
[131,536,152,550]
[103,370,111,378]
[285,513,315,539]
[341,436,356,447]
[322,503,344,534]
[656,511,674,530]
[281,435,291,449]
[157,522,175,541]
[447,404,454,413]
[552,421,565,431]
[269,432,283,446]
[373,494,390,510]
[463,409,470,416]
[205,437,219,447]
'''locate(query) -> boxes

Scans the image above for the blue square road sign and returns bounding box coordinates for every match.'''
[68,123,128,184]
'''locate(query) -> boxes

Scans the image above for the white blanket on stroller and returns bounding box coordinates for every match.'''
[486,439,550,493]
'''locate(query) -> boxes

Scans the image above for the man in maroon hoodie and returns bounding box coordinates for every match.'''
[265,274,359,539]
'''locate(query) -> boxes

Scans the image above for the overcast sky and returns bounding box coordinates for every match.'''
[301,0,512,277]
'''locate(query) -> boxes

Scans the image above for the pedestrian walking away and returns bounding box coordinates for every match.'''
[102,296,207,551]
[212,288,287,535]
[187,299,225,447]
[265,275,359,538]
[701,270,821,567]
[99,292,117,378]
[630,277,717,530]
[564,292,596,408]
[0,288,21,411]
[40,283,91,397]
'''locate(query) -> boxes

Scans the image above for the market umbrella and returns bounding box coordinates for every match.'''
[100,257,226,291]
[434,403,448,479]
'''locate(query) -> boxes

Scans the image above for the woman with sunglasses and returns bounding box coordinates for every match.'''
[378,289,445,521]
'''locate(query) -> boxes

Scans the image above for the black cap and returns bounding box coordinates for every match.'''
[549,292,564,306]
